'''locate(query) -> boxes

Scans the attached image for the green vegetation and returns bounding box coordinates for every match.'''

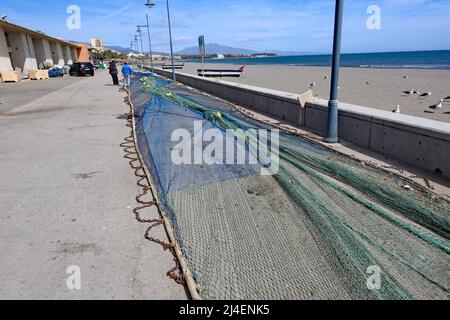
[92,49,127,62]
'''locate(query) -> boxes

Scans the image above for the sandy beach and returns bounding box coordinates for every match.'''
[182,62,450,123]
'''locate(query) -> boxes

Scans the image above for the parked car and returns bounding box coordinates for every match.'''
[69,62,95,77]
[48,67,64,78]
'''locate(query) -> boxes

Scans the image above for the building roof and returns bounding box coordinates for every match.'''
[0,19,80,49]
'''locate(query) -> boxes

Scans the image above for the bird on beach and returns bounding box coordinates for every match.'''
[420,91,432,97]
[403,89,417,95]
[392,105,401,113]
[444,96,450,101]
[429,99,443,111]
[310,82,316,87]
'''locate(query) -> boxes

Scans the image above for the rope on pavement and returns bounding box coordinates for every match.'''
[120,88,201,299]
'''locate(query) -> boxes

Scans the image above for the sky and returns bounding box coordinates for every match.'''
[2,0,450,54]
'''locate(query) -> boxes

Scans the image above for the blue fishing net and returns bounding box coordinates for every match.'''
[129,71,450,300]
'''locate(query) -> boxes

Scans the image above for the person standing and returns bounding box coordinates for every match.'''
[108,60,119,85]
[121,61,132,89]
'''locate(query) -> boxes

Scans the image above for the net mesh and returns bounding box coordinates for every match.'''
[130,72,450,300]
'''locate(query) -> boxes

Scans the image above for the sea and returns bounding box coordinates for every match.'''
[195,50,450,70]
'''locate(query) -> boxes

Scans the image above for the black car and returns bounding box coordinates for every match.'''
[69,62,95,77]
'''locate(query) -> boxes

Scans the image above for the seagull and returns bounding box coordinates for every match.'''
[403,89,415,95]
[429,99,443,110]
[392,105,401,113]
[444,96,450,101]
[420,91,432,97]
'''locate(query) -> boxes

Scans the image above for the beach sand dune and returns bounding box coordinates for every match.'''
[183,62,450,123]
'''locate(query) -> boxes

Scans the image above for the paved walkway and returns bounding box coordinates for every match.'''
[0,71,186,299]
[0,75,84,114]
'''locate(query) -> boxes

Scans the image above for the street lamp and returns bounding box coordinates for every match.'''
[130,41,135,65]
[146,0,176,81]
[324,0,344,143]
[134,36,139,53]
[137,14,155,73]
[137,26,145,67]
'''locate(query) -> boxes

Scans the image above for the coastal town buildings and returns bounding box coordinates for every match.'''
[90,37,105,51]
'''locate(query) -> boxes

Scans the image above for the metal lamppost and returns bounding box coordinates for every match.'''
[324,0,344,143]
[144,2,156,73]
[146,0,176,81]
[134,36,139,55]
[137,15,155,72]
[130,41,136,66]
[137,26,145,67]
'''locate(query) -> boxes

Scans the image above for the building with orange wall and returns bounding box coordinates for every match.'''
[74,43,93,62]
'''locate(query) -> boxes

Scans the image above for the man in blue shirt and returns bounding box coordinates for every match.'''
[121,61,132,89]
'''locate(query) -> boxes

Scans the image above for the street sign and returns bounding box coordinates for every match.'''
[198,35,205,56]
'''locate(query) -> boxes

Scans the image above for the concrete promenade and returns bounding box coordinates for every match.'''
[0,71,186,299]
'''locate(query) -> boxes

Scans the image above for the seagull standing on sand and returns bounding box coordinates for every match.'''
[420,91,432,97]
[403,89,416,95]
[429,99,443,111]
[393,105,401,113]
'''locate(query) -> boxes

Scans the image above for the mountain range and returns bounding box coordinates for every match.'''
[71,41,315,57]
[106,46,167,55]
[174,43,314,56]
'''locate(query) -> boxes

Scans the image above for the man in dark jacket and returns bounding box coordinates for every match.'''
[108,60,119,85]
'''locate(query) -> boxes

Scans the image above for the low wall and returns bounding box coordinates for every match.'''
[151,67,450,178]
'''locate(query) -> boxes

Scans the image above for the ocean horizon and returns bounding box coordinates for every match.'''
[190,49,450,70]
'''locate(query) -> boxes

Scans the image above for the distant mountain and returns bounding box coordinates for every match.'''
[106,45,167,55]
[176,43,320,56]
[266,50,321,56]
[176,43,258,55]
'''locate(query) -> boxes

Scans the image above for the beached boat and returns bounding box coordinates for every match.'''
[198,66,245,77]
[162,62,185,70]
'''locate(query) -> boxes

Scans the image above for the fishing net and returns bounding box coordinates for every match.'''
[129,71,450,300]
